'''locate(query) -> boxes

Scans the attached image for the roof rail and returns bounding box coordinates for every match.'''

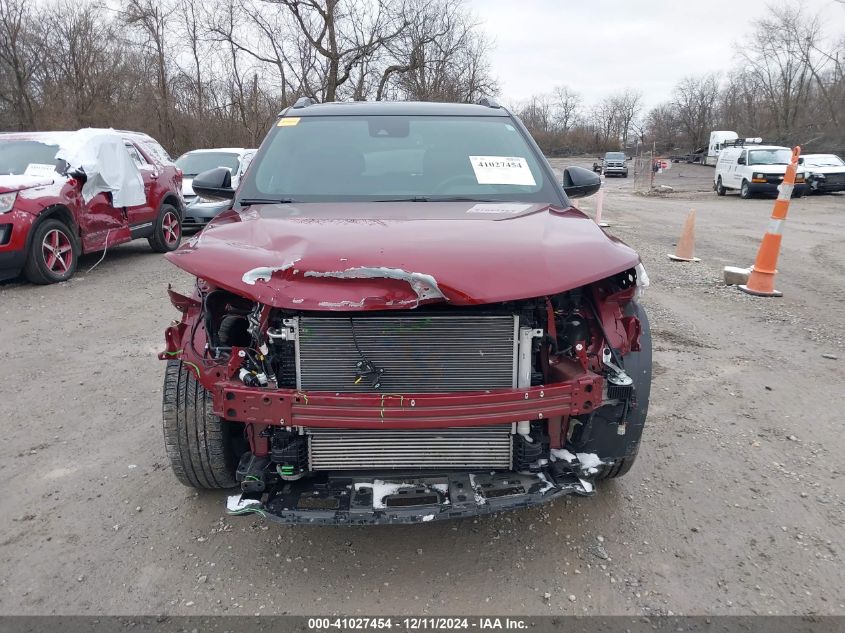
[477,96,501,109]
[292,96,315,109]
[723,137,764,147]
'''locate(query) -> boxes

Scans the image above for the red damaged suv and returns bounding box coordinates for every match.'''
[0,129,183,284]
[159,99,652,524]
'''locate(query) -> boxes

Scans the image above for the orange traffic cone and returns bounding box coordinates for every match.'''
[739,146,801,297]
[668,209,700,262]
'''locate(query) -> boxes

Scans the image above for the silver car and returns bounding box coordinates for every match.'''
[176,148,257,228]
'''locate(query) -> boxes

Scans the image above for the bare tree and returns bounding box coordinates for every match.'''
[589,98,616,150]
[738,4,813,141]
[39,2,123,127]
[121,0,178,143]
[782,7,842,129]
[381,0,495,102]
[551,85,581,134]
[177,0,207,116]
[267,0,409,102]
[0,0,41,129]
[672,73,720,151]
[611,89,642,150]
[643,104,682,152]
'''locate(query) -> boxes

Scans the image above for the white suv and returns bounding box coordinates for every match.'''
[714,144,807,199]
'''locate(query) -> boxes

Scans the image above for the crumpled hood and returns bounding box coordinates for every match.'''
[165,201,639,310]
[0,174,57,194]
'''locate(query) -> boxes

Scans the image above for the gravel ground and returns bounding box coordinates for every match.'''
[0,162,843,616]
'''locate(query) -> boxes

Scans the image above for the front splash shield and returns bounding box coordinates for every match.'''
[225,470,594,525]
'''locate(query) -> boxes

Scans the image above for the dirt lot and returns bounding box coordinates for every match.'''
[0,162,842,616]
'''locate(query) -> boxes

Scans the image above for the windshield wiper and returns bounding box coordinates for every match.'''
[372,196,500,203]
[373,196,432,202]
[433,196,501,202]
[236,197,297,205]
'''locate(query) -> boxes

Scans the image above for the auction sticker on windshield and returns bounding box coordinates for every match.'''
[24,163,57,177]
[469,156,536,186]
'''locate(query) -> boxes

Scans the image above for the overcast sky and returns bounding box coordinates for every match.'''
[467,0,845,109]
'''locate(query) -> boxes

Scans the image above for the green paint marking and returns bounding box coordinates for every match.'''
[182,361,201,377]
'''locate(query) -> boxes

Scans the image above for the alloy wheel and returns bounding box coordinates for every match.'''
[42,228,73,274]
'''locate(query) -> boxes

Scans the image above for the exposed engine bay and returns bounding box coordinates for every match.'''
[161,264,650,524]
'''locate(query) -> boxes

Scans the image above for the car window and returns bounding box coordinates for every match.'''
[748,149,791,165]
[0,140,62,175]
[241,115,559,204]
[177,151,241,177]
[804,154,844,167]
[139,139,174,165]
[124,143,150,168]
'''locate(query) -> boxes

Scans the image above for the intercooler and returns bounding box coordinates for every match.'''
[306,426,514,470]
[296,314,518,393]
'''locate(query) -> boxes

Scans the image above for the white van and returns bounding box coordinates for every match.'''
[714,144,807,199]
[703,131,739,166]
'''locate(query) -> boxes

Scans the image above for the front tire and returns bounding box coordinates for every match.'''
[24,218,79,284]
[740,180,753,199]
[162,360,238,489]
[716,176,726,196]
[148,204,182,253]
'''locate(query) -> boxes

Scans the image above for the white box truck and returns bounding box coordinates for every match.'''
[703,131,739,166]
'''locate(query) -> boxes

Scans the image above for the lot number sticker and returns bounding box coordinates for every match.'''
[24,163,56,177]
[469,156,536,186]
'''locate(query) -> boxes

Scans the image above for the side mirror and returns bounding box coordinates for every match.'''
[68,167,87,185]
[192,167,234,200]
[562,166,602,199]
[737,156,746,165]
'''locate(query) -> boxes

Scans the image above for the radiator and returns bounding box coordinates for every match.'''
[307,426,514,470]
[296,314,518,393]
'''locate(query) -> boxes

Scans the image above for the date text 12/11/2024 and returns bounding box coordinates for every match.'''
[307,617,529,630]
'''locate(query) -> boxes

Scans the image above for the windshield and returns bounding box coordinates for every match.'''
[605,152,625,160]
[804,154,844,167]
[176,151,240,177]
[239,115,559,203]
[748,149,792,166]
[0,140,61,176]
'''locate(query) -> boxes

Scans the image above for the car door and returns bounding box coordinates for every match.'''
[123,141,158,231]
[733,150,746,185]
[76,189,132,253]
[716,150,732,187]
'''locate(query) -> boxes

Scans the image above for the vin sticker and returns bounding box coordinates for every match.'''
[466,203,533,214]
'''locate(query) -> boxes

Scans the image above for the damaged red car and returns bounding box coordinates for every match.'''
[0,129,183,284]
[159,99,652,524]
